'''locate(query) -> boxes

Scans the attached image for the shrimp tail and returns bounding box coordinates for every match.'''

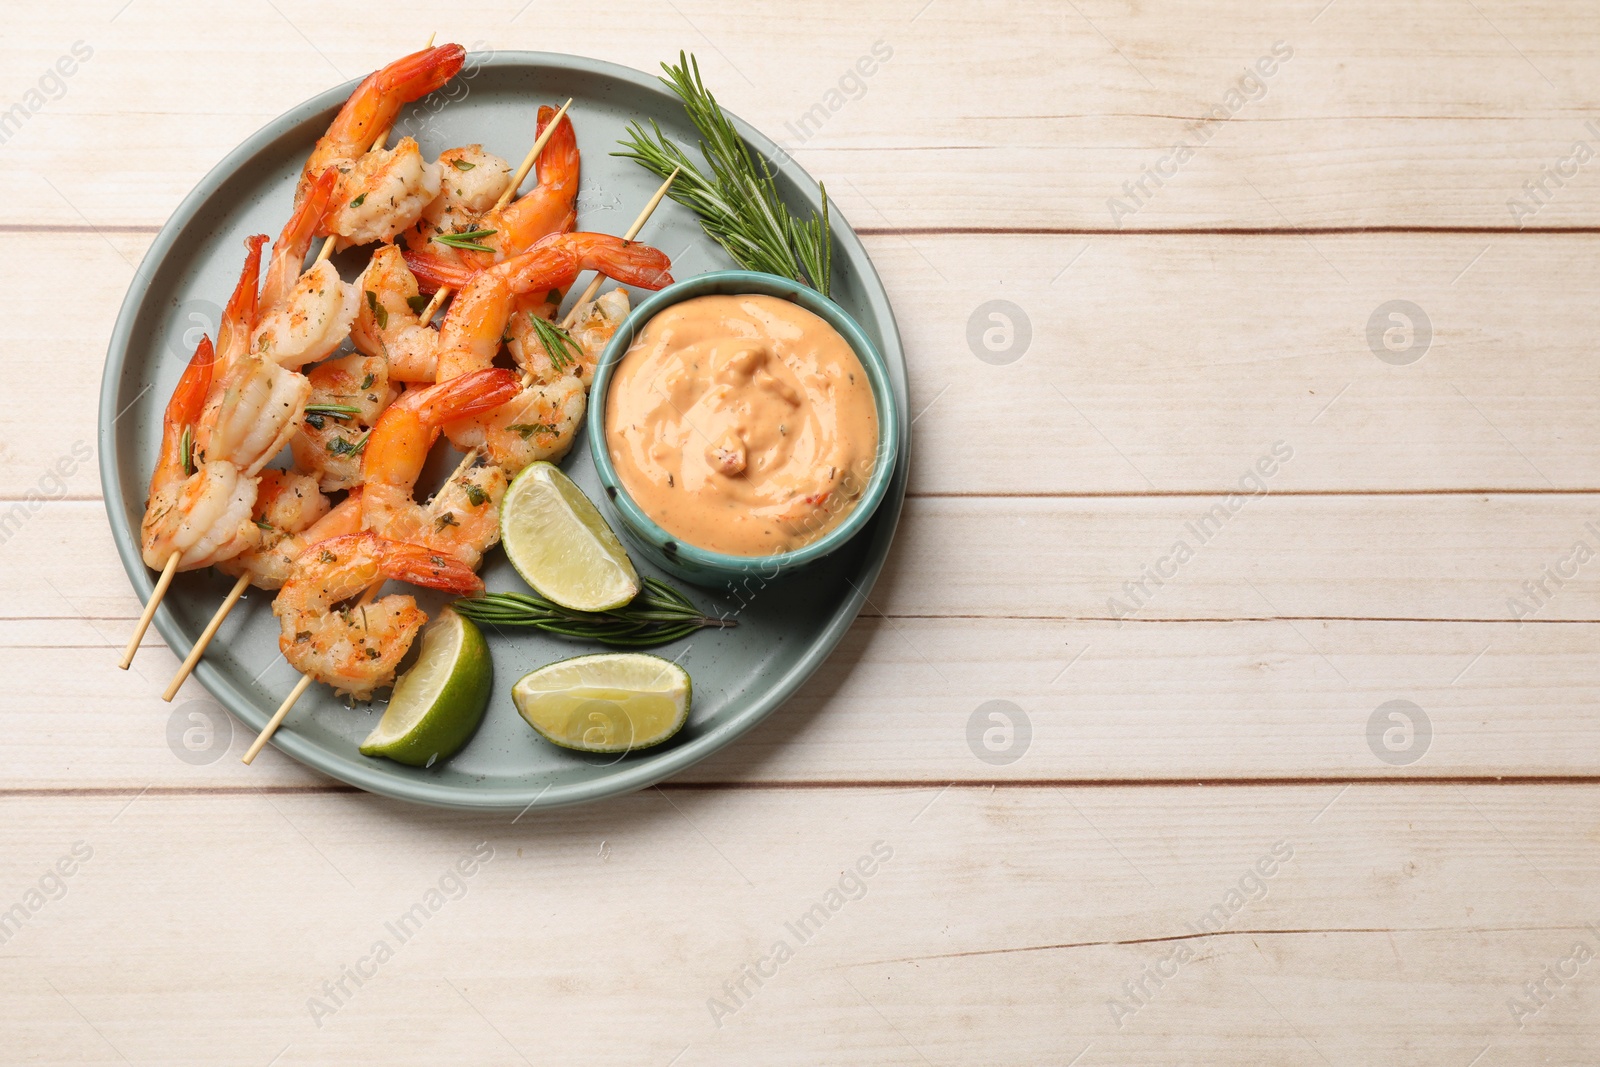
[534,104,579,201]
[264,168,337,306]
[400,248,470,293]
[412,368,523,425]
[380,538,485,595]
[166,335,216,428]
[218,234,269,360]
[376,44,466,101]
[568,233,674,291]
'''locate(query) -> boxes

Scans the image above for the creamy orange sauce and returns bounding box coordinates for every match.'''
[605,294,878,557]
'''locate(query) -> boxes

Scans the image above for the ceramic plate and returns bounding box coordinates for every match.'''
[99,51,909,811]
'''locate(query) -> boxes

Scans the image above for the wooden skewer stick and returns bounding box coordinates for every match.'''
[241,675,311,764]
[313,33,437,267]
[241,578,385,764]
[162,571,249,700]
[560,167,679,330]
[418,98,574,324]
[166,36,442,692]
[119,550,180,669]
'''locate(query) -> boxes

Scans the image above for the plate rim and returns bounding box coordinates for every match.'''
[98,50,910,811]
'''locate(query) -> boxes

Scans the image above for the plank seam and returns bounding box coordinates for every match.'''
[5,776,1600,798]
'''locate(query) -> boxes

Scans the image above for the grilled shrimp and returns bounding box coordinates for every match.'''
[273,531,482,699]
[253,168,360,370]
[429,237,672,471]
[193,234,309,477]
[140,336,260,571]
[219,486,364,591]
[410,144,513,241]
[295,45,467,249]
[349,246,441,383]
[401,105,577,280]
[508,287,631,388]
[290,354,400,492]
[360,369,520,568]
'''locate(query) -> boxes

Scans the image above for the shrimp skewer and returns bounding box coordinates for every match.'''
[359,369,521,566]
[422,236,672,472]
[300,43,466,252]
[352,106,573,383]
[407,99,573,327]
[160,476,359,702]
[161,180,346,695]
[504,169,679,389]
[164,37,438,689]
[239,371,516,761]
[120,335,261,669]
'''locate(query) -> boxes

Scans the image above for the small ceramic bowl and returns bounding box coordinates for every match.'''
[587,270,900,588]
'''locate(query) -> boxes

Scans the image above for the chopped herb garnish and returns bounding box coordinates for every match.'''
[461,481,487,507]
[350,192,367,207]
[451,158,476,171]
[305,403,360,420]
[365,290,388,330]
[325,433,369,458]
[254,518,273,532]
[527,315,581,372]
[434,512,460,531]
[295,630,312,643]
[365,646,381,660]
[360,372,376,390]
[304,412,325,430]
[434,227,497,252]
[507,422,558,439]
[180,427,194,476]
[405,293,430,315]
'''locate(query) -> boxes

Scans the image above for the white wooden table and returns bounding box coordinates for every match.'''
[4,2,1598,1062]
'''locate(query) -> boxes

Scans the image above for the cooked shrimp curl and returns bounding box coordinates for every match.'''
[295,44,467,249]
[360,369,521,569]
[253,167,360,370]
[140,337,260,571]
[399,105,577,276]
[218,479,364,592]
[274,531,482,700]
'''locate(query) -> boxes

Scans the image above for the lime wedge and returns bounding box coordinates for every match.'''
[500,461,640,613]
[359,609,493,767]
[511,653,691,753]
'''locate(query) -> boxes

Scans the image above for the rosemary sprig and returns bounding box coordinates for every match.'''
[527,314,581,372]
[435,227,497,252]
[452,577,735,648]
[180,426,195,476]
[614,51,832,295]
[325,432,369,458]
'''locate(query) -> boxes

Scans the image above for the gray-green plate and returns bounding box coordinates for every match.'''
[98,52,909,811]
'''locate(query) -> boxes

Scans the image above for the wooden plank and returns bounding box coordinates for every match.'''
[4,3,1600,229]
[19,492,1600,624]
[8,501,1600,785]
[8,232,1600,498]
[4,613,1597,787]
[0,787,1595,1063]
